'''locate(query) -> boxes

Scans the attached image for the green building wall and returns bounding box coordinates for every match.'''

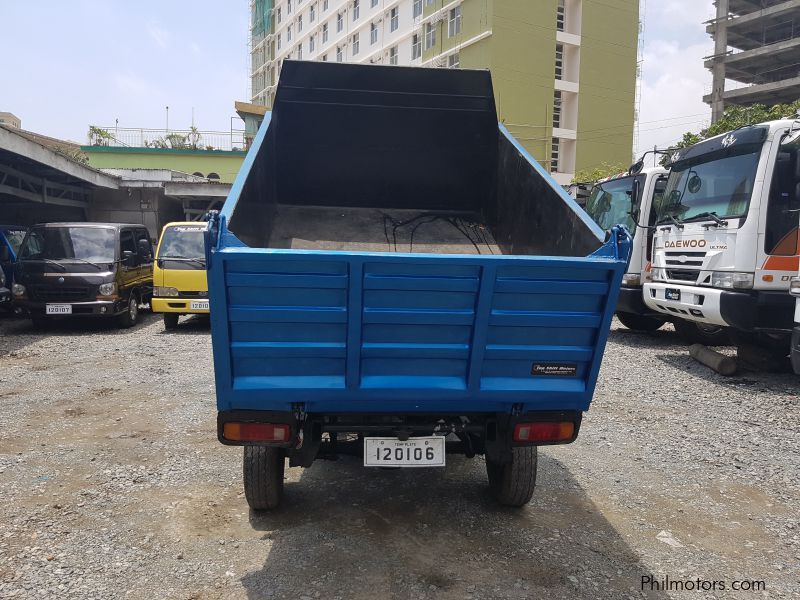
[422,0,638,175]
[576,0,638,172]
[81,147,246,184]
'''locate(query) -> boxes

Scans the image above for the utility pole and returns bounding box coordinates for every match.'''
[166,106,169,132]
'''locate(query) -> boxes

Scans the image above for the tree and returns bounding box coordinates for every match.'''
[662,100,800,165]
[572,162,628,185]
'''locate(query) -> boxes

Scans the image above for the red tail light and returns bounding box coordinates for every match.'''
[223,422,291,443]
[513,421,574,443]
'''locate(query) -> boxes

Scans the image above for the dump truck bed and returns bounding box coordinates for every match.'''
[207,61,630,418]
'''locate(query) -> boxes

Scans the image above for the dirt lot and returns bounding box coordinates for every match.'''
[0,312,798,599]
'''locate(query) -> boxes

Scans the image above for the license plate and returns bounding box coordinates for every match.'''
[190,300,209,310]
[665,288,681,301]
[364,436,446,468]
[46,304,72,315]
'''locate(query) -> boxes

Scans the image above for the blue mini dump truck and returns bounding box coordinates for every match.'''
[206,62,630,509]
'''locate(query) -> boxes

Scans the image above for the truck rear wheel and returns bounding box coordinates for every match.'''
[118,294,139,329]
[673,318,729,346]
[243,446,285,510]
[616,312,666,332]
[486,447,537,507]
[163,313,179,330]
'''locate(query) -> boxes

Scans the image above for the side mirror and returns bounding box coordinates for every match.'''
[122,250,137,267]
[629,160,645,176]
[630,178,641,220]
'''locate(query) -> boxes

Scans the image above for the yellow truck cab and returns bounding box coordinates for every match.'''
[152,222,209,330]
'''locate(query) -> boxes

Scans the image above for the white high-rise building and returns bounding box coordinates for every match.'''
[250,0,464,107]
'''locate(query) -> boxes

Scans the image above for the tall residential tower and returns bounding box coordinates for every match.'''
[250,0,638,184]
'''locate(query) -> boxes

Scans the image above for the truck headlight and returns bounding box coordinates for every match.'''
[790,276,800,298]
[711,272,754,290]
[12,283,26,297]
[622,273,641,287]
[98,282,117,296]
[154,286,179,297]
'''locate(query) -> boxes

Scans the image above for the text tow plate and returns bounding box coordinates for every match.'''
[665,288,681,301]
[364,436,445,468]
[190,300,210,310]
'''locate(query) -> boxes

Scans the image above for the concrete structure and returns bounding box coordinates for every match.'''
[249,0,639,185]
[705,0,800,121]
[81,146,246,185]
[1,125,231,236]
[0,113,21,129]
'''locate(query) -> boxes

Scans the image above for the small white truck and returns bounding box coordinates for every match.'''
[643,120,800,365]
[584,167,669,331]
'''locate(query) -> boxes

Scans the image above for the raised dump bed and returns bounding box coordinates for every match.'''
[206,61,630,509]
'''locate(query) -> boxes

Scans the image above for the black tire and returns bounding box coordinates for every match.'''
[486,447,537,507]
[117,294,139,329]
[616,312,666,332]
[673,318,730,346]
[163,313,179,330]
[243,446,285,510]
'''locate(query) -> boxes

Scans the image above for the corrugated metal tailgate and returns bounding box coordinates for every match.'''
[212,250,624,414]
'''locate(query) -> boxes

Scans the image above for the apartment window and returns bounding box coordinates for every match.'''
[298,14,303,31]
[323,22,329,42]
[550,138,560,173]
[389,45,398,64]
[353,0,360,21]
[390,7,399,31]
[370,22,378,44]
[412,33,421,59]
[425,0,433,5]
[413,0,422,19]
[552,91,562,129]
[337,12,343,32]
[310,3,316,21]
[322,53,328,61]
[278,34,282,50]
[336,45,343,61]
[556,0,565,32]
[554,43,564,80]
[371,0,378,7]
[448,52,459,68]
[448,6,461,37]
[324,0,328,10]
[425,22,436,49]
[276,7,282,23]
[309,34,316,52]
[297,44,303,59]
[287,24,293,42]
[352,32,360,54]
[288,0,292,13]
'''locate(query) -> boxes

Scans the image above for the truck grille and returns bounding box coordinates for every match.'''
[666,269,699,283]
[179,291,208,298]
[664,251,706,268]
[31,285,92,302]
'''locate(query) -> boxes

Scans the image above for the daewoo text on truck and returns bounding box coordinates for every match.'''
[644,121,800,364]
[206,62,631,509]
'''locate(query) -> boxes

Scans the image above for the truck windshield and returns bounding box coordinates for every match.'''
[157,226,206,264]
[19,227,116,263]
[584,176,640,231]
[659,145,762,224]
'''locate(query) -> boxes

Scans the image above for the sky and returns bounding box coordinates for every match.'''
[1,1,715,158]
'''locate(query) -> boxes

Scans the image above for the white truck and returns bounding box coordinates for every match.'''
[643,120,800,364]
[584,167,668,331]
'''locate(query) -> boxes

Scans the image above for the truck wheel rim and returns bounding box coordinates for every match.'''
[130,298,138,319]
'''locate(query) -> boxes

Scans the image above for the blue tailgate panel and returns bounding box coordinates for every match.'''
[212,248,625,414]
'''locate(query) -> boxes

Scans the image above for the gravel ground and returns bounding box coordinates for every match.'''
[0,312,798,599]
